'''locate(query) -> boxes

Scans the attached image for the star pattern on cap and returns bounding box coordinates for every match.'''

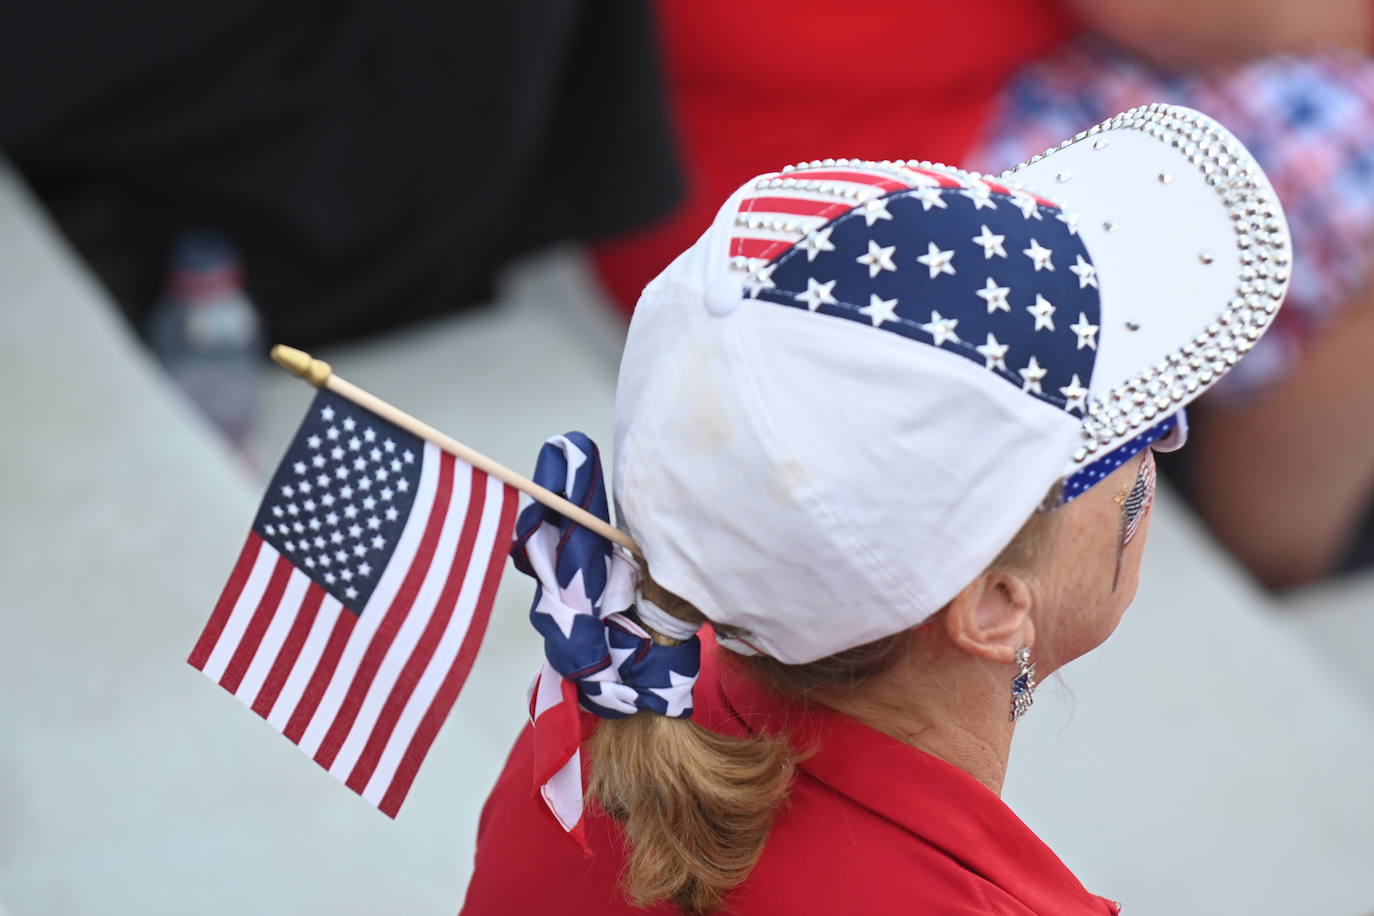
[1069,312,1100,350]
[976,333,1009,370]
[800,227,836,262]
[859,293,899,326]
[1027,294,1056,331]
[795,276,838,311]
[960,182,998,211]
[1019,355,1048,393]
[856,239,897,277]
[1069,254,1098,289]
[752,176,1101,415]
[1059,374,1089,413]
[1023,239,1055,272]
[749,262,777,293]
[859,196,893,226]
[972,224,1008,259]
[913,185,948,211]
[1009,191,1044,221]
[921,310,960,346]
[917,242,956,279]
[977,276,1011,314]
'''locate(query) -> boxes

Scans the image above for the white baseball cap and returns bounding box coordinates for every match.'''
[613,104,1291,665]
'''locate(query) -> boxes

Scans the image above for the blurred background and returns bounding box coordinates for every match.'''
[3,1,1374,913]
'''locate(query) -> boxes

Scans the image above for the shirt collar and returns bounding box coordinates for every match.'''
[704,635,1120,915]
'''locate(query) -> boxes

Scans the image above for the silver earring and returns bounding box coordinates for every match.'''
[1010,646,1037,722]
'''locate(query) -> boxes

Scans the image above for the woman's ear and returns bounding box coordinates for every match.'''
[944,571,1036,665]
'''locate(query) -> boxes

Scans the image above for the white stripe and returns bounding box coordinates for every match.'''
[327,460,476,778]
[233,568,311,703]
[361,476,507,803]
[265,594,344,729]
[201,541,278,682]
[540,749,584,833]
[297,442,443,756]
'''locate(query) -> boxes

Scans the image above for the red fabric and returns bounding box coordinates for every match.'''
[591,0,1079,313]
[461,634,1120,915]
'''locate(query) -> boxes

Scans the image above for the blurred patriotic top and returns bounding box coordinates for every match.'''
[730,160,1102,417]
[190,389,518,816]
[968,36,1374,403]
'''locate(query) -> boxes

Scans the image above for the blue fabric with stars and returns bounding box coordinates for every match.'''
[252,390,423,613]
[757,184,1102,414]
[1063,414,1176,501]
[511,433,701,719]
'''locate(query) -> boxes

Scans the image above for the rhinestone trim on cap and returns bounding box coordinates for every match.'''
[1005,104,1291,463]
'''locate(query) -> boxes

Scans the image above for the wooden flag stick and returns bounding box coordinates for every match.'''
[270,344,641,555]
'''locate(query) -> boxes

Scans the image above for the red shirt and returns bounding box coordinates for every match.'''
[591,0,1078,312]
[462,636,1120,915]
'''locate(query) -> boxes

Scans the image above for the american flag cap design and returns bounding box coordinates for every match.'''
[612,104,1291,665]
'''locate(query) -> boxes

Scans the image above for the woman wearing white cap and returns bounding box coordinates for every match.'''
[461,105,1290,915]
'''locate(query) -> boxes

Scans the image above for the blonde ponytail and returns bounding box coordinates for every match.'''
[589,712,795,915]
[589,579,795,915]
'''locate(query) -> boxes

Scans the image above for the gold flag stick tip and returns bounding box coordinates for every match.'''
[270,345,334,387]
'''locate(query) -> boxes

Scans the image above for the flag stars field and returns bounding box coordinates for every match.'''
[1023,238,1055,271]
[257,406,424,598]
[917,242,956,278]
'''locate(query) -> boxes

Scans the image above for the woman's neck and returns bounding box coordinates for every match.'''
[815,634,1018,794]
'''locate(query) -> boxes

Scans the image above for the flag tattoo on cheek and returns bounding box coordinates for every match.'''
[1122,451,1157,548]
[1111,450,1158,590]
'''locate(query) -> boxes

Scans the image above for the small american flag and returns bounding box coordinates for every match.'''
[189,389,519,816]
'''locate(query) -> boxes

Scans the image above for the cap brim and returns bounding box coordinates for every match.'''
[1007,105,1290,478]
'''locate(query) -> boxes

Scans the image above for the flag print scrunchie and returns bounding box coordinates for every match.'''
[510,433,701,845]
[511,432,701,720]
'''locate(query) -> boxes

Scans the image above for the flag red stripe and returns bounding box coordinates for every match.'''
[188,533,261,669]
[345,465,489,792]
[251,583,327,717]
[283,609,358,743]
[739,197,852,219]
[728,237,791,260]
[219,556,295,693]
[313,452,457,770]
[378,485,519,816]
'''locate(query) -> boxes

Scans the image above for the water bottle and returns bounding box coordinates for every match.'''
[148,230,264,467]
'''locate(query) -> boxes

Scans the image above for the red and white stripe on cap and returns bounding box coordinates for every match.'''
[726,158,1059,282]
